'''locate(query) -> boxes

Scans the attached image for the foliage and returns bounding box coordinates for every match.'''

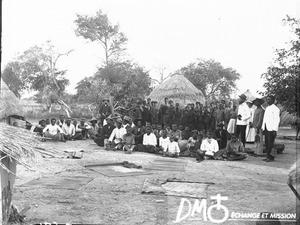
[260,16,300,114]
[178,59,240,98]
[75,10,128,66]
[74,60,152,104]
[1,41,71,108]
[2,61,24,98]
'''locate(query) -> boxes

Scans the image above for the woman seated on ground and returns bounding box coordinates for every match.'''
[195,130,219,162]
[42,118,65,142]
[163,136,180,158]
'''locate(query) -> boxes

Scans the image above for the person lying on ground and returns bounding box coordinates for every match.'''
[136,125,158,153]
[221,133,248,161]
[196,130,219,162]
[33,119,46,136]
[107,118,126,150]
[94,116,115,147]
[62,118,76,140]
[163,136,180,158]
[158,129,170,154]
[43,118,65,142]
[122,126,135,154]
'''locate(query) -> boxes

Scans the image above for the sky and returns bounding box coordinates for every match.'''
[2,0,299,98]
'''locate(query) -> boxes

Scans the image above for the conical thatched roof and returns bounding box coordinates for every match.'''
[148,74,205,107]
[0,79,24,119]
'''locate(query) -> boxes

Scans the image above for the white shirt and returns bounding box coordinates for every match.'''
[167,141,180,154]
[62,124,75,136]
[43,124,63,135]
[159,136,170,151]
[236,102,251,125]
[75,123,88,132]
[200,138,219,156]
[109,127,127,142]
[261,104,280,132]
[143,133,157,146]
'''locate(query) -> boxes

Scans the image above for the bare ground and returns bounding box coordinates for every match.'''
[10,128,299,225]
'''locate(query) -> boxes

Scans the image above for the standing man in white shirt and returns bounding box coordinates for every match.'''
[236,94,251,147]
[261,95,280,162]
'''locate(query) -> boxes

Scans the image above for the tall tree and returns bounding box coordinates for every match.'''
[260,16,300,114]
[75,60,152,104]
[179,59,241,98]
[1,41,73,116]
[75,10,128,66]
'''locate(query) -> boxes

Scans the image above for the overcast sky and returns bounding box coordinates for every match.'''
[2,0,299,98]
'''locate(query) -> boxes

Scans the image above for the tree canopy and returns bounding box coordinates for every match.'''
[1,41,71,109]
[178,59,241,98]
[260,16,300,114]
[74,60,152,104]
[75,10,128,66]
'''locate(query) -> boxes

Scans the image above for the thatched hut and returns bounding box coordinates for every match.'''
[0,79,24,121]
[148,74,205,107]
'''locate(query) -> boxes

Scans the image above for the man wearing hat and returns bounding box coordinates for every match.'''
[87,117,99,139]
[236,94,251,147]
[252,98,265,156]
[94,116,115,147]
[99,99,112,125]
[108,118,126,150]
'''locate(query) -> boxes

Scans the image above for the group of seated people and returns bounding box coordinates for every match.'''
[33,113,248,162]
[33,115,100,142]
[92,115,248,162]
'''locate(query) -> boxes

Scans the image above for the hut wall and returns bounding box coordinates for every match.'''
[0,154,17,225]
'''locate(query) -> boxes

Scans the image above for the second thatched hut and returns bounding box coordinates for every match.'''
[148,74,205,107]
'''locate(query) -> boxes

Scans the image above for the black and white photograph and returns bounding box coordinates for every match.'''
[0,0,299,224]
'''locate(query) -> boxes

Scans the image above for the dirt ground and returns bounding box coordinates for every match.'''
[10,127,299,225]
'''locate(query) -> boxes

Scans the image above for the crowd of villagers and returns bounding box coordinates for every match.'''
[34,93,274,163]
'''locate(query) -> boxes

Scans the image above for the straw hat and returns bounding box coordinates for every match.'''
[90,117,97,122]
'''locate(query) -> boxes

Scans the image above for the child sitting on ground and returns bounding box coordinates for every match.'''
[163,136,180,158]
[158,129,170,154]
[122,126,135,154]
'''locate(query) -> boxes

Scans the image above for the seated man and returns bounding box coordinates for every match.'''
[158,129,170,153]
[107,118,126,150]
[184,130,199,157]
[163,136,180,158]
[75,118,89,140]
[122,126,135,154]
[169,124,181,141]
[94,116,115,147]
[222,133,248,161]
[132,119,145,144]
[87,117,100,139]
[196,130,219,162]
[33,119,46,136]
[215,122,229,150]
[136,125,157,153]
[43,118,65,142]
[62,118,76,140]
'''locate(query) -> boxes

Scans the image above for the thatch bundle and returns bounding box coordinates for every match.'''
[0,79,24,120]
[0,123,40,173]
[148,74,205,107]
